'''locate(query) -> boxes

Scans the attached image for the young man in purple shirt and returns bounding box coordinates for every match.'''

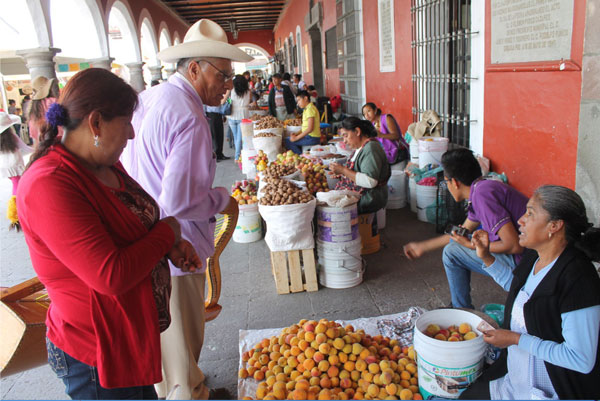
[403,149,528,308]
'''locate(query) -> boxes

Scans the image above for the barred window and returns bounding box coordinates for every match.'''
[411,0,473,147]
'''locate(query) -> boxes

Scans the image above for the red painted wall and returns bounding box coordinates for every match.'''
[483,0,585,196]
[274,0,312,83]
[102,0,189,44]
[322,0,340,98]
[227,30,275,56]
[362,1,413,132]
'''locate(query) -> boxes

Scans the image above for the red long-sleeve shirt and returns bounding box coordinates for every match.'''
[17,145,175,388]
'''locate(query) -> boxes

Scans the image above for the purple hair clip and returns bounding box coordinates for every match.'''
[45,102,68,128]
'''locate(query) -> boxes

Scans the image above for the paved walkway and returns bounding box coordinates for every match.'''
[0,144,506,399]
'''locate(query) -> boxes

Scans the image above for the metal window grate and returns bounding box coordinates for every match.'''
[411,0,473,148]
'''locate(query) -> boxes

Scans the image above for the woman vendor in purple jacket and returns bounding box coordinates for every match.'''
[362,102,409,165]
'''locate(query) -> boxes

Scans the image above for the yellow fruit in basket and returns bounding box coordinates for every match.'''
[386,383,398,396]
[333,337,345,350]
[407,348,416,360]
[464,331,478,340]
[326,327,337,339]
[292,389,307,400]
[399,388,413,400]
[315,323,327,334]
[351,343,363,355]
[400,370,411,381]
[368,363,380,374]
[425,324,440,336]
[405,363,417,374]
[459,323,472,334]
[239,368,249,379]
[318,343,330,354]
[315,333,327,345]
[367,384,380,397]
[318,360,330,372]
[305,331,316,342]
[409,385,419,394]
[318,389,332,400]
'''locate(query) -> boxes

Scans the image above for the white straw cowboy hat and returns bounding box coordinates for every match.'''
[0,111,21,133]
[32,76,57,100]
[158,19,253,63]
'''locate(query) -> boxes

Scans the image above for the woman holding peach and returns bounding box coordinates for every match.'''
[460,185,600,400]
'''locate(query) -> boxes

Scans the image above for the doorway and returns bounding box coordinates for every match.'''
[309,28,324,96]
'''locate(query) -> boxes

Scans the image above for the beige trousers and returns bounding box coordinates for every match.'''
[155,274,209,400]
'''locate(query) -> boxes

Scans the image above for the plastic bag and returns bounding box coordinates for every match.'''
[316,190,361,208]
[258,198,316,251]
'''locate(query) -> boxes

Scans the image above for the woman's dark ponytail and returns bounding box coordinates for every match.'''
[535,185,600,262]
[27,122,60,167]
[341,116,377,138]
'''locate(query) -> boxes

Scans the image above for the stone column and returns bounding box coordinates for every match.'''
[164,67,176,78]
[125,62,145,92]
[89,57,115,70]
[148,65,163,82]
[16,47,60,81]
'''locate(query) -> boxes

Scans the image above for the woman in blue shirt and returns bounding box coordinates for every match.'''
[461,185,600,400]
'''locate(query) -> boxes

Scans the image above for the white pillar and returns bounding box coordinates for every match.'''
[16,47,60,81]
[164,67,176,78]
[89,57,115,70]
[125,62,145,92]
[149,65,163,82]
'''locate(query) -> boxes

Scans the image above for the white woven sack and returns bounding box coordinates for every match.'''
[258,198,316,251]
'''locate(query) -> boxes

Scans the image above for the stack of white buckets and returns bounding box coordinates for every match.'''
[233,120,263,244]
[315,202,363,289]
[412,137,449,223]
[240,119,256,180]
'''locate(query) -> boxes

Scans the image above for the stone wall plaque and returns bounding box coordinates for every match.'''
[378,0,395,72]
[491,0,574,64]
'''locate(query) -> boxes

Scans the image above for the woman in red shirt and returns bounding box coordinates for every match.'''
[17,68,200,400]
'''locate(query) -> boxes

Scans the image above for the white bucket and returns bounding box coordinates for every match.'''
[241,149,257,177]
[376,208,386,230]
[416,184,437,223]
[233,204,262,243]
[418,137,449,168]
[410,140,419,164]
[413,309,488,399]
[317,239,363,289]
[409,179,417,213]
[316,204,360,243]
[387,170,407,209]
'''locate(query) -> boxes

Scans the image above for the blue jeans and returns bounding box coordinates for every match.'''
[442,240,517,309]
[228,118,243,160]
[285,134,320,154]
[46,338,157,400]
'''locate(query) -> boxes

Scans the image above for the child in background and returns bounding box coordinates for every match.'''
[0,111,32,230]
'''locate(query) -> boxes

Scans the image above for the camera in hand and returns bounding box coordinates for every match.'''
[445,224,471,239]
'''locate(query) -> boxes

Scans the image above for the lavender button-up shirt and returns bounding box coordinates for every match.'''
[121,73,230,276]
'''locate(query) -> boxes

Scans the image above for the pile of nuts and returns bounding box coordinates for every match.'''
[259,179,313,206]
[255,132,278,138]
[251,114,263,121]
[265,163,298,178]
[284,118,303,127]
[256,116,284,130]
[239,318,422,400]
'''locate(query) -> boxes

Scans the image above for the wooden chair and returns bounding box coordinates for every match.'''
[0,208,238,377]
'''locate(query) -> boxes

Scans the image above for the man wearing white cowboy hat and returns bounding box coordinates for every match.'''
[121,19,252,400]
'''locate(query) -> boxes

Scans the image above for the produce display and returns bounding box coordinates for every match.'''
[255,150,269,172]
[264,162,298,179]
[284,118,303,127]
[255,132,278,138]
[256,116,284,130]
[239,319,422,400]
[249,104,263,110]
[273,151,329,195]
[321,153,346,160]
[251,114,263,121]
[232,180,258,205]
[259,179,313,206]
[424,323,478,342]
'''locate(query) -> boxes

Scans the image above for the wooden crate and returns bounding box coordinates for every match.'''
[270,249,318,294]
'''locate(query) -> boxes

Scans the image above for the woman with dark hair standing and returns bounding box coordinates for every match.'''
[28,76,60,145]
[362,102,409,165]
[268,73,296,120]
[227,74,256,161]
[18,68,200,400]
[461,185,600,400]
[329,117,391,214]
